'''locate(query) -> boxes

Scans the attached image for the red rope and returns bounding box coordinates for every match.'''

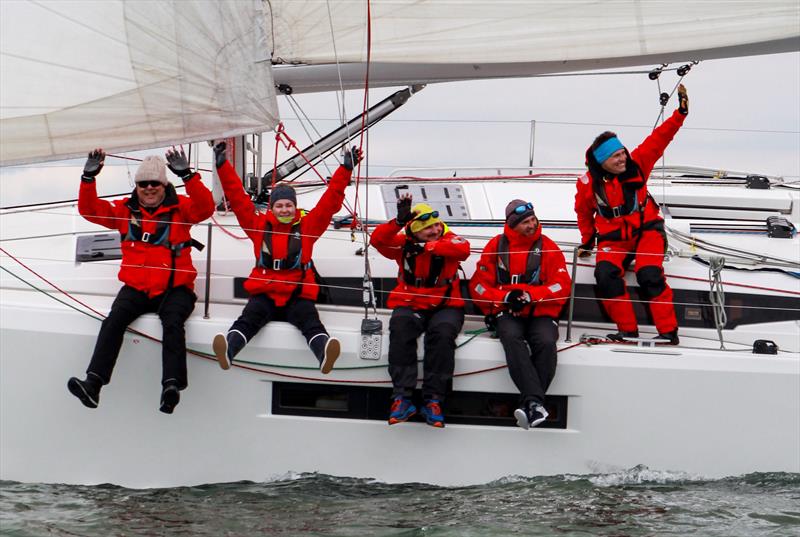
[210,214,248,240]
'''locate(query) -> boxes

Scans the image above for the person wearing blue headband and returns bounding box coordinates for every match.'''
[574,84,689,345]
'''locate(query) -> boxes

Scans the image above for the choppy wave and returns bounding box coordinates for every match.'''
[2,469,799,537]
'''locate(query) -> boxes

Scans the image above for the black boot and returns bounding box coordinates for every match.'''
[159,383,180,414]
[654,330,680,345]
[607,330,639,342]
[67,373,102,409]
[212,330,247,370]
[309,333,340,374]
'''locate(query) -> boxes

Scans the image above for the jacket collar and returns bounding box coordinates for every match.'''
[503,221,541,246]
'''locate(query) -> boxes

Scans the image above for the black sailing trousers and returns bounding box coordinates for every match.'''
[388,306,464,401]
[87,285,196,389]
[228,294,329,360]
[495,314,559,406]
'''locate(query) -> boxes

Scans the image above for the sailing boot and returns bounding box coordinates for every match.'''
[514,401,549,430]
[159,382,180,414]
[422,399,445,428]
[653,329,680,345]
[309,333,341,374]
[212,330,247,370]
[67,373,103,409]
[607,330,639,342]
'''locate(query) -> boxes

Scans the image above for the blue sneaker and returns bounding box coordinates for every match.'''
[388,396,416,425]
[422,399,445,428]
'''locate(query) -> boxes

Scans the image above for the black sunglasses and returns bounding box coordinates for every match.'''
[416,210,439,221]
[513,202,533,214]
[137,180,164,188]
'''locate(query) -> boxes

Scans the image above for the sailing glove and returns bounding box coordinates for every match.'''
[677,84,689,115]
[396,196,415,226]
[82,148,105,182]
[213,141,227,169]
[343,147,363,171]
[577,235,596,258]
[504,289,530,312]
[165,148,193,180]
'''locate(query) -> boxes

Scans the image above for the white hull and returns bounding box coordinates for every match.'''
[2,177,799,488]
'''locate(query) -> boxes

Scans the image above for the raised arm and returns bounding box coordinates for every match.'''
[631,85,688,178]
[425,230,470,261]
[370,220,406,261]
[77,149,124,230]
[165,147,214,223]
[213,142,258,236]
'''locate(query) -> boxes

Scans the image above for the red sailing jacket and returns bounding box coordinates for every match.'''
[218,160,351,306]
[575,109,686,244]
[78,174,214,297]
[370,221,470,310]
[470,223,571,318]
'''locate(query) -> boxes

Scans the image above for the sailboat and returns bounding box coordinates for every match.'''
[1,1,798,488]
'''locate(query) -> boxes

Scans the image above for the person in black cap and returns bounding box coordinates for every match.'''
[211,142,361,373]
[470,199,571,429]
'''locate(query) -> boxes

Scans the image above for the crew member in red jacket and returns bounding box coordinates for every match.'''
[211,142,360,374]
[370,194,470,428]
[574,85,689,345]
[470,200,571,429]
[68,148,215,414]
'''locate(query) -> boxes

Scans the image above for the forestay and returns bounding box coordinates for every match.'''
[0,0,278,166]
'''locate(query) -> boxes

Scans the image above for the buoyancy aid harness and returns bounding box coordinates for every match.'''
[401,240,452,288]
[496,235,542,285]
[257,220,313,272]
[594,179,645,219]
[123,207,204,290]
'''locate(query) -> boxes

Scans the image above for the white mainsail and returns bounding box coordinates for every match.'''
[271,1,800,91]
[2,0,799,164]
[0,0,279,166]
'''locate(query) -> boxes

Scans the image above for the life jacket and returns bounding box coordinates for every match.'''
[123,206,202,253]
[593,181,644,219]
[401,241,454,288]
[496,235,542,285]
[122,206,203,289]
[257,218,312,271]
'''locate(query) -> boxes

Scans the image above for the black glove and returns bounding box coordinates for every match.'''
[504,289,530,313]
[213,141,227,169]
[677,84,688,115]
[396,196,415,226]
[577,235,596,258]
[82,149,105,181]
[165,148,193,180]
[343,147,363,171]
[404,241,425,258]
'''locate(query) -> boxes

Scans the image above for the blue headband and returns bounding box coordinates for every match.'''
[592,137,625,164]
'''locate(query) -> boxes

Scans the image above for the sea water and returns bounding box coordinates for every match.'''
[2,468,799,536]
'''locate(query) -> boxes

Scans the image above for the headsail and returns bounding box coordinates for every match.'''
[270,0,800,92]
[1,0,279,166]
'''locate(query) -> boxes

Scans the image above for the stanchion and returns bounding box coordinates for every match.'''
[203,222,212,319]
[565,247,579,343]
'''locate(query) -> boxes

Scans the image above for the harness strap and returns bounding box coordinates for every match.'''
[496,235,542,285]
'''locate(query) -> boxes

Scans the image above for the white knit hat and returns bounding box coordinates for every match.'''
[134,155,168,185]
